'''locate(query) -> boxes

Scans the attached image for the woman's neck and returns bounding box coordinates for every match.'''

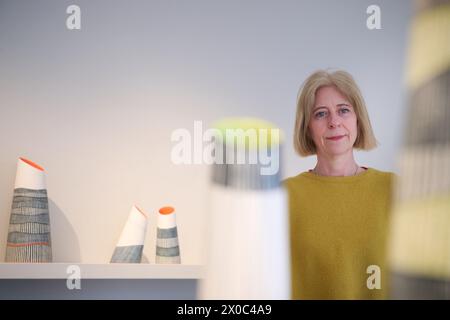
[313,152,359,177]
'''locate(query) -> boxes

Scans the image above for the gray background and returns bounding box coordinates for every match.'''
[0,0,412,299]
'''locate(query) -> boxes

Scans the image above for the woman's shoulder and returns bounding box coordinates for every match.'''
[282,172,307,185]
[282,171,313,191]
[367,168,398,182]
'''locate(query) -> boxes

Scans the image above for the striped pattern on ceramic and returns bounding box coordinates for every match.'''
[212,141,282,190]
[389,0,450,299]
[211,157,282,190]
[5,243,52,263]
[7,223,51,234]
[211,118,282,190]
[390,195,450,279]
[157,235,179,248]
[156,207,181,264]
[405,2,450,89]
[391,271,450,299]
[5,188,52,262]
[110,245,144,263]
[156,226,181,264]
[111,206,148,263]
[404,70,450,147]
[395,145,450,202]
[155,255,181,264]
[9,213,50,225]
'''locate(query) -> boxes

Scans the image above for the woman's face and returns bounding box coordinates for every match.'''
[308,86,358,157]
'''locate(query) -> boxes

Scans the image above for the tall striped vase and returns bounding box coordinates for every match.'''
[388,0,450,299]
[111,205,148,263]
[199,118,290,299]
[5,157,52,262]
[156,206,181,264]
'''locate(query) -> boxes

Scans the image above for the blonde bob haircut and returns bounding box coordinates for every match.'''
[294,69,378,157]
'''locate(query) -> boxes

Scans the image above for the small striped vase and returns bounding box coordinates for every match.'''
[5,157,52,262]
[110,205,148,263]
[155,206,181,264]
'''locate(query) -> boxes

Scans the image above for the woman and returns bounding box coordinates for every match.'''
[284,70,395,299]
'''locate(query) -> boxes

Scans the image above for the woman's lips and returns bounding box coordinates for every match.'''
[326,135,346,141]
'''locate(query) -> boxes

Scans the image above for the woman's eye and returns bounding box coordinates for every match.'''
[339,108,350,114]
[314,111,327,118]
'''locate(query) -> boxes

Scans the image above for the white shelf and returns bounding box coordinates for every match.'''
[0,263,204,279]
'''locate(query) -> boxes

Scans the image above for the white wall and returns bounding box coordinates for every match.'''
[0,0,412,265]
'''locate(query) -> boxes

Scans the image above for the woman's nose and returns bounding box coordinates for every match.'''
[328,114,341,128]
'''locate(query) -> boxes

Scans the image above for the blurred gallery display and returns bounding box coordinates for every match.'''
[389,0,450,299]
[199,118,290,299]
